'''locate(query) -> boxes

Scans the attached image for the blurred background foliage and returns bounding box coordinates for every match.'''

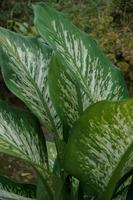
[0,0,133,96]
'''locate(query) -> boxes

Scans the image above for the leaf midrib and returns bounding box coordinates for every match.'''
[37,22,93,102]
[4,41,59,137]
[11,48,63,169]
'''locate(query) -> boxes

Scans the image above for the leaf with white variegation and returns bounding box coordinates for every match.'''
[0,176,36,200]
[34,3,128,115]
[0,27,62,139]
[0,100,59,198]
[64,99,133,200]
[0,100,48,174]
[126,177,133,200]
[113,187,128,200]
[48,56,83,140]
[112,170,132,199]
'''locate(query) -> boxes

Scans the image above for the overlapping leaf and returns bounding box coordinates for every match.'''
[0,27,62,138]
[112,170,133,200]
[34,3,128,130]
[64,99,133,200]
[36,175,52,200]
[48,57,82,138]
[36,173,63,200]
[0,100,47,172]
[126,177,133,200]
[0,176,36,200]
[0,101,59,198]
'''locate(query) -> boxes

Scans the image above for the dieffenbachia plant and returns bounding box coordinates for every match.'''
[0,2,132,200]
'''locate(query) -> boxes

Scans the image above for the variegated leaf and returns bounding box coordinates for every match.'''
[48,56,83,138]
[0,192,34,200]
[0,100,47,174]
[112,170,132,199]
[126,177,133,200]
[0,27,62,139]
[33,3,128,133]
[0,176,36,200]
[34,3,128,113]
[0,101,58,198]
[64,99,133,200]
[113,188,128,200]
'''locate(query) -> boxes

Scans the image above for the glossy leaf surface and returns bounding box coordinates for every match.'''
[0,101,58,198]
[64,99,133,200]
[34,3,128,114]
[0,101,47,173]
[48,56,82,139]
[0,176,36,200]
[0,27,62,138]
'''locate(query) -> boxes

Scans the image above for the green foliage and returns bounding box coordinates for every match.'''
[0,3,132,200]
[50,0,133,96]
[0,176,36,199]
[0,0,132,96]
[64,99,133,200]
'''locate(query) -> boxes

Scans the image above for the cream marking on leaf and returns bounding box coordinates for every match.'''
[0,189,35,200]
[75,103,133,194]
[57,71,80,127]
[0,110,46,168]
[0,183,35,200]
[0,30,63,138]
[45,19,126,110]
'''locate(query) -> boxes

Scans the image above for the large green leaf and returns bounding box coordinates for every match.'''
[0,100,47,174]
[0,100,58,198]
[33,2,127,100]
[0,27,62,139]
[48,56,82,139]
[0,27,65,197]
[64,99,133,200]
[0,176,36,200]
[34,3,128,128]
